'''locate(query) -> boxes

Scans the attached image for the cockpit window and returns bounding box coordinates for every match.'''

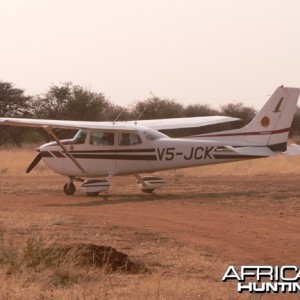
[73,129,87,144]
[143,129,167,141]
[90,131,114,146]
[118,132,142,146]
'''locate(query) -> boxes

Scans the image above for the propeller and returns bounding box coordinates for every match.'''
[26,153,42,174]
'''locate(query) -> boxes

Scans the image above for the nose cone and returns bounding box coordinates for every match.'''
[39,143,48,153]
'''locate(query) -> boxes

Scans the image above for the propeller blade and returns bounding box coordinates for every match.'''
[26,153,42,174]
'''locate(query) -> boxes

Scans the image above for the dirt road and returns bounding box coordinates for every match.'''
[1,172,300,298]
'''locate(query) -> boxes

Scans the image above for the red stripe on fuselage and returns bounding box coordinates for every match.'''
[52,151,65,158]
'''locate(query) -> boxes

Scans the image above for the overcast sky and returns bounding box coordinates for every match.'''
[0,0,299,109]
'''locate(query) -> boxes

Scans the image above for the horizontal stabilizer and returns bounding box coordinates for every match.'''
[282,144,300,156]
[226,146,276,157]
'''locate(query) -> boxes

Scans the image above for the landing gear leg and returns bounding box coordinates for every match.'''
[63,181,76,195]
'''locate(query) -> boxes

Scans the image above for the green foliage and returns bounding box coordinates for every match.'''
[290,106,300,138]
[31,82,111,122]
[101,103,132,121]
[0,81,32,146]
[183,104,218,117]
[0,81,31,117]
[30,82,72,119]
[23,130,45,144]
[3,79,300,144]
[131,97,184,119]
[62,85,108,121]
[0,235,51,269]
[221,102,256,126]
[0,236,57,270]
[23,237,54,268]
[0,230,18,266]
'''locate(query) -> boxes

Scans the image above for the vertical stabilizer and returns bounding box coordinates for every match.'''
[193,86,300,150]
[243,86,300,149]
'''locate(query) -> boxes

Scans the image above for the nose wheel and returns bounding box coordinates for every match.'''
[63,182,76,195]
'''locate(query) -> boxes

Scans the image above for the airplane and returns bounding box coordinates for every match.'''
[0,85,299,196]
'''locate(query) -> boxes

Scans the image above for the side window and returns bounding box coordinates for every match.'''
[73,129,87,144]
[90,131,114,146]
[118,132,142,146]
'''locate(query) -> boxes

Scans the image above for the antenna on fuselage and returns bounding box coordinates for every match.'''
[134,91,156,124]
[135,107,147,125]
[113,110,124,124]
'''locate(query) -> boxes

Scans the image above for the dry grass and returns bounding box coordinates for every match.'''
[0,146,57,176]
[1,146,300,177]
[181,153,300,177]
[0,239,243,300]
[0,227,243,300]
[0,271,240,300]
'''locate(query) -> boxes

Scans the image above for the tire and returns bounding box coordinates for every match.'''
[63,182,76,195]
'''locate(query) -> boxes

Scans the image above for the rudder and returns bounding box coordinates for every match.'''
[192,86,300,151]
[244,86,300,150]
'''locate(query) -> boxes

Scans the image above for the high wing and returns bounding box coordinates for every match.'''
[0,118,134,131]
[132,116,239,130]
[0,116,239,131]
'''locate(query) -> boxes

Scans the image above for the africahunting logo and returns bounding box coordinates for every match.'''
[222,265,300,293]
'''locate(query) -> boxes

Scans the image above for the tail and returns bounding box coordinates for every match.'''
[193,86,300,151]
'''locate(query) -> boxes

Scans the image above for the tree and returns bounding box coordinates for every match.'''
[100,103,132,121]
[0,81,31,117]
[221,102,256,127]
[30,82,72,119]
[62,85,109,121]
[31,83,111,121]
[30,83,113,141]
[290,106,300,138]
[131,97,184,120]
[0,81,31,146]
[183,104,219,117]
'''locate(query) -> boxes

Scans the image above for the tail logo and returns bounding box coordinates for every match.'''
[273,97,284,113]
[261,116,270,128]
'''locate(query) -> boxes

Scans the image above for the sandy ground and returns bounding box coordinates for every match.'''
[1,168,300,298]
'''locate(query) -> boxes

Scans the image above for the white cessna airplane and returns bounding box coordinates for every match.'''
[0,86,299,196]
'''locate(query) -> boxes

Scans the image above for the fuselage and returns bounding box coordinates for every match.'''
[39,127,255,178]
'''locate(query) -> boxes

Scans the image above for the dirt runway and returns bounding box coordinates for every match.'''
[1,172,300,298]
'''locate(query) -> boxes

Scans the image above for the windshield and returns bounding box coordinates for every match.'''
[73,129,87,144]
[143,129,168,141]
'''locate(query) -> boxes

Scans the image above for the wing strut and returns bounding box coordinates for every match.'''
[43,126,86,173]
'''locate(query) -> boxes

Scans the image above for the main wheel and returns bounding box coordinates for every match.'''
[63,182,76,195]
